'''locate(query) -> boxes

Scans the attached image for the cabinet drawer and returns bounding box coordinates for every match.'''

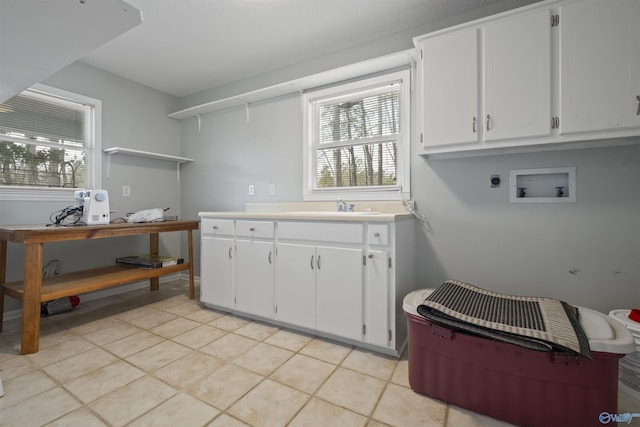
[368,224,389,246]
[278,221,363,244]
[236,220,275,239]
[201,218,234,236]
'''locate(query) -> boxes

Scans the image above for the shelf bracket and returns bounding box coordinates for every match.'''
[105,151,113,179]
[242,102,250,124]
[194,114,202,132]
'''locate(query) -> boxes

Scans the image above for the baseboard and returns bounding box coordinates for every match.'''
[2,272,201,323]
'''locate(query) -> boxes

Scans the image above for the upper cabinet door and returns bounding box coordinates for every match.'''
[483,9,552,142]
[560,0,640,134]
[418,28,479,147]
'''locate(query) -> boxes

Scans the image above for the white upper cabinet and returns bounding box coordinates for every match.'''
[559,0,640,134]
[483,9,551,142]
[415,0,640,157]
[418,29,479,147]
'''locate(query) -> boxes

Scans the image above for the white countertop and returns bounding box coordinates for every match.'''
[199,201,414,222]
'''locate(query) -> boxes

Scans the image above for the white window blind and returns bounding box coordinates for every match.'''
[313,82,400,189]
[0,88,90,189]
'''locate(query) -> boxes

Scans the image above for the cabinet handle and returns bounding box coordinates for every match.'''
[368,254,374,259]
[317,255,321,269]
[268,250,272,264]
[636,95,640,116]
[486,114,491,131]
[374,232,380,237]
[472,116,476,133]
[212,225,218,230]
[249,227,255,232]
[310,255,314,269]
[228,247,232,259]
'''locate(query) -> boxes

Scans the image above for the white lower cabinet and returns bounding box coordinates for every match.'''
[235,239,274,319]
[274,242,316,329]
[200,236,234,309]
[315,245,364,341]
[199,216,414,356]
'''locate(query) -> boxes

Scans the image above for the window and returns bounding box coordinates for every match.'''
[0,84,101,201]
[303,70,410,201]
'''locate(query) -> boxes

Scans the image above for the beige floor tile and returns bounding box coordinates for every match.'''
[128,392,220,427]
[232,342,293,375]
[27,335,96,367]
[186,308,225,324]
[0,352,38,380]
[228,379,308,427]
[89,375,176,427]
[162,301,202,317]
[264,329,313,352]
[390,357,409,387]
[63,360,145,404]
[208,315,249,331]
[70,316,126,336]
[44,347,117,383]
[271,354,336,394]
[102,330,165,358]
[38,327,80,350]
[366,420,392,427]
[82,319,142,345]
[299,338,352,364]
[153,351,224,389]
[447,405,518,427]
[234,321,279,341]
[199,333,258,361]
[126,309,178,329]
[171,324,228,349]
[206,413,251,427]
[341,349,397,380]
[0,370,58,409]
[126,340,192,372]
[187,363,263,410]
[289,397,367,427]
[316,367,386,416]
[150,317,201,339]
[1,386,82,427]
[44,407,108,427]
[372,383,447,427]
[114,305,159,322]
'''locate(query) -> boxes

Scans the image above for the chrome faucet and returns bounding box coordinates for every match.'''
[336,198,354,212]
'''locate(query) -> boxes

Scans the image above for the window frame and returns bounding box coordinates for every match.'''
[0,83,102,201]
[302,69,411,201]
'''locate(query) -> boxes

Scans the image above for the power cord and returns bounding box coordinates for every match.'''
[403,199,433,233]
[48,206,85,226]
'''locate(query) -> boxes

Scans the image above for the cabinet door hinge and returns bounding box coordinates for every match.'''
[420,49,423,60]
[551,14,559,27]
[388,329,392,342]
[362,324,366,335]
[275,305,278,314]
[420,133,424,144]
[388,257,392,269]
[551,116,560,129]
[363,255,366,266]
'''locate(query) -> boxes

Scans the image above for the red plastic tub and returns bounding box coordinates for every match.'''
[404,289,635,427]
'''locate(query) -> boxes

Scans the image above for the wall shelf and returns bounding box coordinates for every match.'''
[168,49,417,125]
[104,147,193,182]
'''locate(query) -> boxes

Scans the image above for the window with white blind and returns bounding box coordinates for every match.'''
[303,70,410,200]
[0,84,101,201]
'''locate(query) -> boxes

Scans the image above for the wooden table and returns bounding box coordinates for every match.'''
[0,220,200,354]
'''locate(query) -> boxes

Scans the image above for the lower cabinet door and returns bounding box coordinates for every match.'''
[235,239,274,319]
[200,236,234,308]
[365,250,390,347]
[315,246,364,341]
[275,242,316,329]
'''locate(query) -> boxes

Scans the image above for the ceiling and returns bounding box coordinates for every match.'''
[78,0,535,98]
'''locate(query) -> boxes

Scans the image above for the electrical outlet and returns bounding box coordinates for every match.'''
[122,185,131,197]
[248,184,255,196]
[269,184,276,196]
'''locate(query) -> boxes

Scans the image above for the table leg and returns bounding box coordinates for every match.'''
[22,243,42,354]
[188,229,194,300]
[149,232,159,292]
[0,240,6,332]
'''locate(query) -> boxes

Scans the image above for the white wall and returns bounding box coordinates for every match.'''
[1,62,183,313]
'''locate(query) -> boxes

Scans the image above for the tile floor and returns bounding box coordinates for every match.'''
[1,280,638,427]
